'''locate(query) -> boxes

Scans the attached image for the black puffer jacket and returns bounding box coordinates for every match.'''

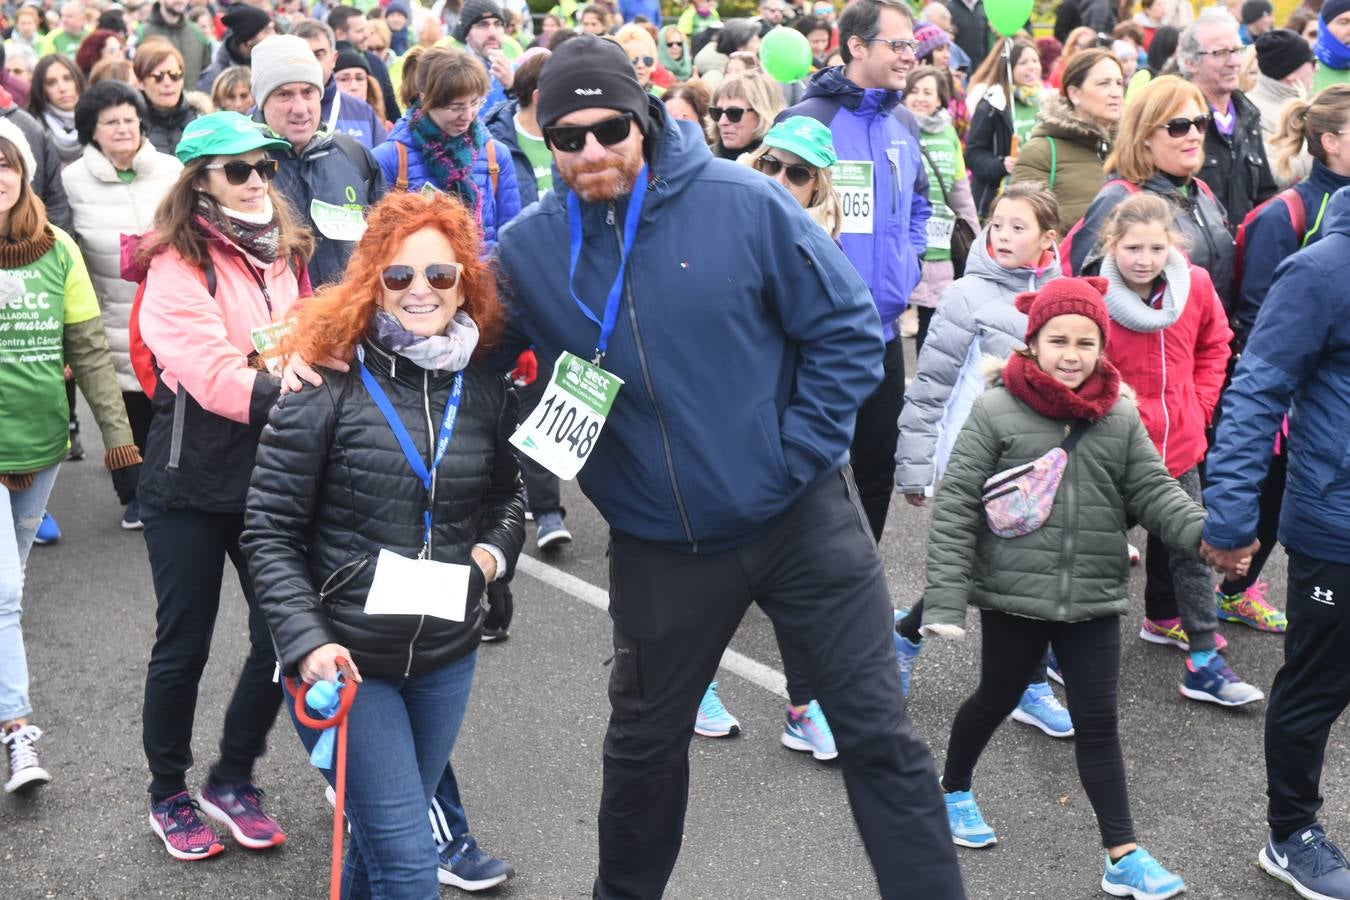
[1196,89,1277,235]
[242,341,525,681]
[142,93,201,157]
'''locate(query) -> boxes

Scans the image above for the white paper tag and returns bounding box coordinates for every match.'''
[250,317,295,375]
[925,215,954,250]
[509,351,623,480]
[364,548,470,622]
[310,199,368,242]
[831,160,874,235]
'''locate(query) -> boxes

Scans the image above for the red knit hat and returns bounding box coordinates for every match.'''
[1014,276,1111,342]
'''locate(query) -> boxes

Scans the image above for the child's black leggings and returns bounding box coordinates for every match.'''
[941,609,1136,849]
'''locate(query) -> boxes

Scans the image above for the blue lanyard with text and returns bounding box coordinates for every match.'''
[356,346,463,554]
[566,164,647,365]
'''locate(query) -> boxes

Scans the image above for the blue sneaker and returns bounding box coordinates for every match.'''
[33,512,59,545]
[437,834,514,891]
[121,499,143,531]
[1101,846,1186,899]
[693,681,740,738]
[781,700,837,761]
[943,788,997,848]
[1179,655,1264,707]
[893,609,921,697]
[1259,824,1350,900]
[1046,648,1064,685]
[1010,681,1075,738]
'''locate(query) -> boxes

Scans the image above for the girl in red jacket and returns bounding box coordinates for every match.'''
[1098,192,1264,707]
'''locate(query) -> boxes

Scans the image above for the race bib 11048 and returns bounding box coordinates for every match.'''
[509,351,623,480]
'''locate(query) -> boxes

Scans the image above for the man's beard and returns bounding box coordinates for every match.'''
[558,143,645,204]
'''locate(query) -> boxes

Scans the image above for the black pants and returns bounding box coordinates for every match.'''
[140,505,282,800]
[596,469,964,900]
[849,335,905,542]
[1266,551,1350,840]
[1219,443,1286,595]
[915,305,936,359]
[897,600,1050,686]
[942,610,1134,848]
[123,390,153,453]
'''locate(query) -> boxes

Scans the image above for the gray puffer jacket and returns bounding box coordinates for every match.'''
[894,227,1060,494]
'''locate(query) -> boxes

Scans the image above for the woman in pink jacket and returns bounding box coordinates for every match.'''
[134,112,313,862]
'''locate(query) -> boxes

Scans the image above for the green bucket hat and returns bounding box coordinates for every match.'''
[175,111,290,165]
[763,116,837,169]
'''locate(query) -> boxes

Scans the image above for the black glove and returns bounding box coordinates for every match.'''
[111,464,141,506]
[483,581,513,637]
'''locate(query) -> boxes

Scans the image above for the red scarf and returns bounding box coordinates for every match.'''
[1003,352,1121,422]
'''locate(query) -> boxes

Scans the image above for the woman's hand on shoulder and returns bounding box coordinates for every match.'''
[299,642,363,685]
[281,351,350,395]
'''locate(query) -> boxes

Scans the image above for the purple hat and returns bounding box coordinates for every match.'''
[914,22,950,62]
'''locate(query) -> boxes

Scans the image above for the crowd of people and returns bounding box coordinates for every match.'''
[1,0,1350,896]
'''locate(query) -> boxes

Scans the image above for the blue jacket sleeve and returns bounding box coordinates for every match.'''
[1202,253,1333,549]
[371,140,398,188]
[494,139,523,228]
[1234,197,1297,346]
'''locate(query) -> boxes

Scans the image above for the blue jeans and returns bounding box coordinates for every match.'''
[0,464,60,723]
[291,651,477,900]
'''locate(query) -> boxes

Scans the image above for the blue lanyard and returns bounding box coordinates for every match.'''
[566,164,647,365]
[356,346,463,552]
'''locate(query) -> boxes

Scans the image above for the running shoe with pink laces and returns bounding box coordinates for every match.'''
[1215,581,1288,633]
[197,781,287,849]
[148,791,226,861]
[1139,617,1228,652]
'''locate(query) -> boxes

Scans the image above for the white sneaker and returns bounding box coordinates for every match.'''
[3,723,51,793]
[1127,543,1141,566]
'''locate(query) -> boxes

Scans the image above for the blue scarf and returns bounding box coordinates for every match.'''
[1316,19,1350,70]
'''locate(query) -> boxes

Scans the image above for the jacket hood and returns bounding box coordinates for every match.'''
[1322,184,1350,236]
[1101,247,1191,333]
[964,221,1063,293]
[801,65,901,117]
[1032,96,1113,148]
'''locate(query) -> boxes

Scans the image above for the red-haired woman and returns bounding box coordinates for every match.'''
[242,190,524,896]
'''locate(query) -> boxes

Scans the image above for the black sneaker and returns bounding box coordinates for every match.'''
[481,582,512,642]
[66,424,84,461]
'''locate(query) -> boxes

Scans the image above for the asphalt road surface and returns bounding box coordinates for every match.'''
[4,389,1346,900]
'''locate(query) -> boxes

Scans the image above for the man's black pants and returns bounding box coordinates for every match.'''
[849,335,905,542]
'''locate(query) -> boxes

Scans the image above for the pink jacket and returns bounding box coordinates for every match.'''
[139,237,303,425]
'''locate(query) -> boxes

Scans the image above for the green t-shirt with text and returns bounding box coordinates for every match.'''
[516,119,553,202]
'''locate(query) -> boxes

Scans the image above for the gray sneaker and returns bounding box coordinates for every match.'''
[535,511,572,551]
[1260,825,1350,900]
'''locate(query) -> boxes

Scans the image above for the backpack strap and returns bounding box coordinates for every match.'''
[395,140,409,192]
[918,143,951,209]
[1046,136,1056,189]
[1060,419,1092,453]
[203,257,216,297]
[486,139,499,196]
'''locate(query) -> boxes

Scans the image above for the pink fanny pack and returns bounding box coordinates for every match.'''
[981,421,1090,539]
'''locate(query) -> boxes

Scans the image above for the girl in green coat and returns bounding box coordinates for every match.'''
[921,277,1239,900]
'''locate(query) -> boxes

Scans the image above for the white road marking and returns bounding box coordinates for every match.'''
[515,554,789,699]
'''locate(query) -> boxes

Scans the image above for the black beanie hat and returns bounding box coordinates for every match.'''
[1255,28,1314,79]
[1241,0,1272,24]
[453,0,504,43]
[223,5,272,43]
[335,47,370,74]
[536,35,651,133]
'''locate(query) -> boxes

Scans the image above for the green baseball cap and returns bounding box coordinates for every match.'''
[175,111,290,165]
[763,116,838,169]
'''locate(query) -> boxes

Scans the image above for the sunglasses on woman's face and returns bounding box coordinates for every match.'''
[630,54,654,67]
[1159,114,1210,138]
[147,69,184,84]
[755,154,816,187]
[543,111,634,152]
[666,39,684,48]
[709,105,748,123]
[205,158,279,185]
[380,262,464,293]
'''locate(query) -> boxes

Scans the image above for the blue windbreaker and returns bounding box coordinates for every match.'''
[1203,186,1350,563]
[781,66,931,341]
[494,99,884,550]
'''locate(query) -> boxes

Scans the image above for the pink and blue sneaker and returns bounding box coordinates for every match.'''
[148,791,225,861]
[197,781,286,849]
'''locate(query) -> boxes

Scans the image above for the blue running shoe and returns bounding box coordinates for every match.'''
[1010,681,1075,738]
[438,834,514,891]
[1179,655,1264,707]
[693,682,740,738]
[1046,648,1064,686]
[1259,824,1350,900]
[33,512,59,545]
[781,700,837,761]
[1102,847,1186,899]
[893,609,921,697]
[943,788,997,848]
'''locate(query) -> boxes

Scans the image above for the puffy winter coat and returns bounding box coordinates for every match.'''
[1204,185,1350,564]
[320,79,388,150]
[922,365,1204,635]
[1010,97,1113,232]
[1101,250,1232,477]
[142,92,204,157]
[895,229,1061,494]
[1197,89,1277,234]
[783,66,931,341]
[372,117,521,251]
[243,344,525,681]
[483,99,539,206]
[61,140,182,392]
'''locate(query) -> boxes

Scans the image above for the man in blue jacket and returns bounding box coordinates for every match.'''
[781,0,931,542]
[495,36,964,900]
[1202,185,1350,900]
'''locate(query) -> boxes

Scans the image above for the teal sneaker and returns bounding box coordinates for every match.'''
[1101,846,1186,899]
[781,700,837,761]
[1010,681,1075,738]
[893,609,921,697]
[943,788,997,848]
[693,682,740,738]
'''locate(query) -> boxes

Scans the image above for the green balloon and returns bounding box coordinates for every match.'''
[986,0,1033,37]
[760,27,812,84]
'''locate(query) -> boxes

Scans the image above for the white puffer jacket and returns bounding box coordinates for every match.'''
[61,140,182,392]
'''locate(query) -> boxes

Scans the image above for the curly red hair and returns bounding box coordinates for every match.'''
[286,191,503,365]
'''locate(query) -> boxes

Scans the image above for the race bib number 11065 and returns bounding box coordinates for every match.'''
[831,160,874,235]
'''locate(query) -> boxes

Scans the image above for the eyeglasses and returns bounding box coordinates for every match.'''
[755,154,816,186]
[630,55,654,67]
[96,116,139,129]
[709,105,749,123]
[666,39,684,48]
[543,111,634,152]
[147,69,184,84]
[866,37,919,55]
[1196,46,1243,60]
[205,158,279,185]
[380,262,464,293]
[440,97,485,117]
[1159,114,1210,138]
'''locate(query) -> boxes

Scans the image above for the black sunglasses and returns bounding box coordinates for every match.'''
[755,154,816,187]
[543,112,634,152]
[380,262,464,293]
[666,39,684,47]
[205,158,279,185]
[630,54,654,67]
[709,105,748,123]
[1160,114,1210,138]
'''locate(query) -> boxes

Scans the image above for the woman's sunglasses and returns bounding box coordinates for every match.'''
[381,262,464,293]
[709,105,748,123]
[147,69,184,84]
[205,158,279,185]
[630,54,654,67]
[666,39,684,48]
[543,111,634,152]
[755,154,816,187]
[1159,114,1210,138]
